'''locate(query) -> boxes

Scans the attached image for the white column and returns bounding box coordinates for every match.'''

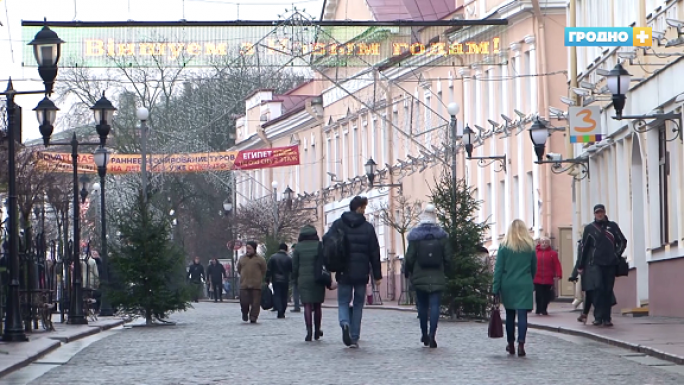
[473,67,485,223]
[511,43,525,223]
[489,66,499,245]
[500,59,511,228]
[525,35,541,238]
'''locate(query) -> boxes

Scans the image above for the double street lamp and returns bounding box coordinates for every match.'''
[2,21,64,342]
[34,95,117,326]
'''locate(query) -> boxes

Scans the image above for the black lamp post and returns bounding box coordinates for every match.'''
[462,124,507,172]
[605,63,631,120]
[93,146,114,316]
[222,200,237,299]
[34,93,117,326]
[2,21,63,342]
[365,157,403,192]
[604,62,683,141]
[79,175,90,204]
[528,116,590,180]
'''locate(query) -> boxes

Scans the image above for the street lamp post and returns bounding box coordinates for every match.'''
[1,21,64,342]
[364,158,402,193]
[93,146,114,316]
[446,102,460,182]
[222,200,236,299]
[271,181,279,239]
[136,107,150,201]
[528,117,590,180]
[462,124,507,172]
[34,94,117,325]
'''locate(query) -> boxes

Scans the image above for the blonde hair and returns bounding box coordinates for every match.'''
[501,219,535,252]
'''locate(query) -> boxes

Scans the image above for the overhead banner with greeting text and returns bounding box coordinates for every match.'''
[34,145,300,174]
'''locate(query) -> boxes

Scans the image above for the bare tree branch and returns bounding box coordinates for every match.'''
[374,195,423,255]
[233,196,316,243]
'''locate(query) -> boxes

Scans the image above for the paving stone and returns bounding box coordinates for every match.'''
[23,303,684,385]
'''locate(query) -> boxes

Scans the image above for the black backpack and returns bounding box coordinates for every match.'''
[416,236,443,269]
[323,225,348,272]
[314,242,332,287]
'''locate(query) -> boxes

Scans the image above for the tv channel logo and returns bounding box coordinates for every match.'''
[565,27,652,47]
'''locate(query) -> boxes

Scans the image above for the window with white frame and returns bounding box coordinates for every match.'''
[333,131,340,176]
[404,100,411,156]
[352,123,358,177]
[499,180,506,234]
[486,69,494,120]
[392,110,400,162]
[325,134,332,181]
[526,171,534,227]
[513,176,520,220]
[658,125,673,244]
[414,97,421,135]
[381,115,388,165]
[362,118,368,163]
[370,116,377,161]
[511,56,520,110]
[342,126,348,180]
[424,92,432,145]
[524,51,532,112]
[486,182,493,238]
[311,143,317,192]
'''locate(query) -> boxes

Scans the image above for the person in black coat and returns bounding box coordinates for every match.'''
[323,196,382,349]
[266,243,293,318]
[187,256,205,303]
[207,258,227,302]
[577,204,626,327]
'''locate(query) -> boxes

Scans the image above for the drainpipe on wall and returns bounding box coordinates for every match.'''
[568,0,583,240]
[531,0,553,239]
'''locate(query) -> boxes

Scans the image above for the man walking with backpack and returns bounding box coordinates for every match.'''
[404,204,451,348]
[323,196,382,348]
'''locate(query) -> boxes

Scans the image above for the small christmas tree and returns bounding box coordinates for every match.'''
[107,193,192,325]
[429,169,491,319]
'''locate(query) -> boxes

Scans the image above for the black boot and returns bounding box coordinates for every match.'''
[305,326,313,342]
[314,329,323,340]
[421,334,429,346]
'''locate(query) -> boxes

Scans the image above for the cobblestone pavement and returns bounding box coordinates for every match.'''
[26,303,684,385]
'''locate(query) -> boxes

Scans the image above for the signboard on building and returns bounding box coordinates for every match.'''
[34,145,300,174]
[22,21,506,68]
[569,106,602,143]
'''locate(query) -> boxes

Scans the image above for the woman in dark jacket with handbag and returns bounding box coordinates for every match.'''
[404,204,452,348]
[292,225,336,341]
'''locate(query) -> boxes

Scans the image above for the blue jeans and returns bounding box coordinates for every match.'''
[505,309,528,343]
[415,290,441,337]
[337,283,367,342]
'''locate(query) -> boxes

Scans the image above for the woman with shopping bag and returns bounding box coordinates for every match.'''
[492,219,537,357]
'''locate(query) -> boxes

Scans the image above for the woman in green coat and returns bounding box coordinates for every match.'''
[492,219,537,357]
[292,225,327,342]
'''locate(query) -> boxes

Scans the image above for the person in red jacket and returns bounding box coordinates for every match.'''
[533,237,562,315]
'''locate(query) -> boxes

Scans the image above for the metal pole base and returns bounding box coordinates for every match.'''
[67,315,88,325]
[2,329,28,342]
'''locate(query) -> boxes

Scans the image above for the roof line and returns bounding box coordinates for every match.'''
[22,19,508,27]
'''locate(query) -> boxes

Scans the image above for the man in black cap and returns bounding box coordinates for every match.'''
[266,243,293,318]
[577,204,627,327]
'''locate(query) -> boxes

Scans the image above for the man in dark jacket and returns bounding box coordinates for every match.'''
[323,196,382,348]
[577,204,627,327]
[266,243,293,318]
[207,258,227,302]
[187,256,205,303]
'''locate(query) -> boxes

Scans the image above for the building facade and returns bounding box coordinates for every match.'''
[568,0,684,317]
[231,0,573,301]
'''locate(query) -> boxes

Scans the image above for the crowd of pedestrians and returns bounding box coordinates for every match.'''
[186,197,627,356]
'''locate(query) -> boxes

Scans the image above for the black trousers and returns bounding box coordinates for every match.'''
[594,265,616,322]
[212,281,223,301]
[534,284,553,314]
[272,282,289,316]
[583,290,594,315]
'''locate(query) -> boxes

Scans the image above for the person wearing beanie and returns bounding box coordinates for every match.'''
[266,242,293,318]
[404,204,452,348]
[576,204,627,327]
[237,241,267,323]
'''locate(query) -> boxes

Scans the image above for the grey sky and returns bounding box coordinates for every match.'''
[0,0,325,140]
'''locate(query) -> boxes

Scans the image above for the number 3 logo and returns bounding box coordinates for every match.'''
[574,109,596,133]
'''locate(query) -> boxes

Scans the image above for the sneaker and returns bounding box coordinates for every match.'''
[349,342,359,349]
[342,324,352,346]
[603,321,614,327]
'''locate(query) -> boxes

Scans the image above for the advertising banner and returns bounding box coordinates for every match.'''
[34,145,300,174]
[21,22,506,69]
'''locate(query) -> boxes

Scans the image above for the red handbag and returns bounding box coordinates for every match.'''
[488,305,504,339]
